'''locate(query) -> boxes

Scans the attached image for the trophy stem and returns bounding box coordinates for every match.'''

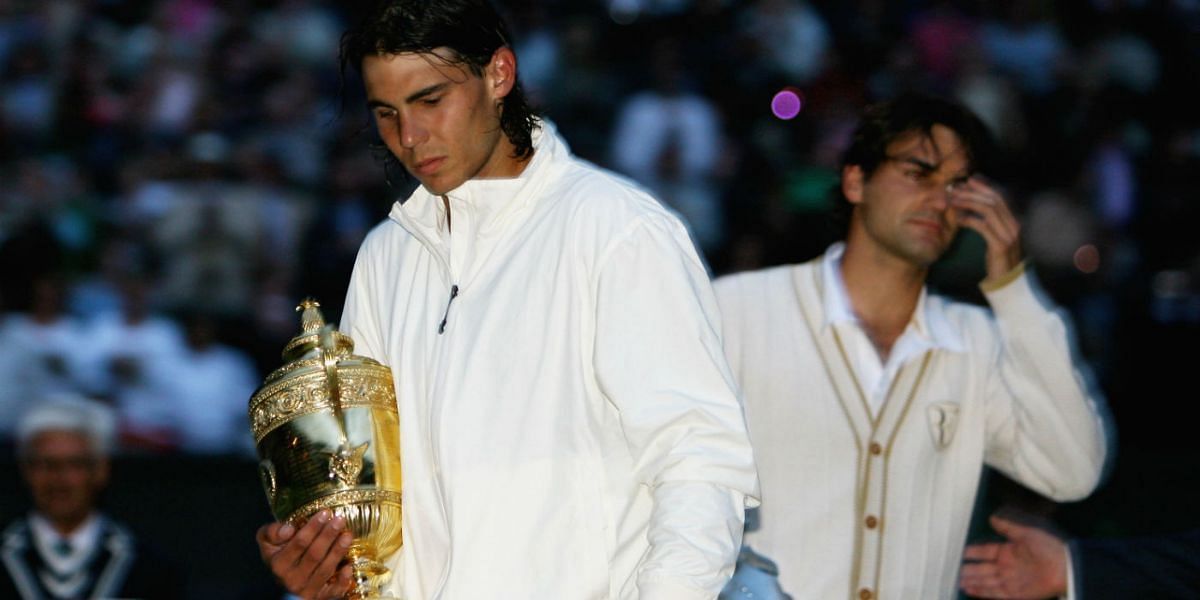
[345,552,397,600]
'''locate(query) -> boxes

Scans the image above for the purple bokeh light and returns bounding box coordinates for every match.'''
[771,89,803,120]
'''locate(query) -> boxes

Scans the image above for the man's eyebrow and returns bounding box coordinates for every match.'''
[405,83,449,104]
[365,83,451,110]
[896,156,973,180]
[889,155,939,171]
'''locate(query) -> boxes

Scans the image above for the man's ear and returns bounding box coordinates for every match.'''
[842,165,864,205]
[485,47,517,101]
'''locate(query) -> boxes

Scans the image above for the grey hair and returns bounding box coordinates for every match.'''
[15,394,118,459]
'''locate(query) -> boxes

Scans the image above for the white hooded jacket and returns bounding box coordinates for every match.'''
[340,121,760,599]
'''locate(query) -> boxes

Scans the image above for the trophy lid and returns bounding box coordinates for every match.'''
[249,297,394,444]
[280,298,354,363]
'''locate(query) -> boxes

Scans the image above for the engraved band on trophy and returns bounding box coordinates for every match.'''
[249,299,402,600]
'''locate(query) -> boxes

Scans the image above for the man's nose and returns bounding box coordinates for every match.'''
[400,118,428,148]
[928,181,953,211]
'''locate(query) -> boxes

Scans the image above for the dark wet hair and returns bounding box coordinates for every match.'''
[340,0,537,160]
[831,92,994,232]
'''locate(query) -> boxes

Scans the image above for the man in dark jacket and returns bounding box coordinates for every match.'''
[1,395,183,599]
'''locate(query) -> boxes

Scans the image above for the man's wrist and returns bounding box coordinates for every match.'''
[980,260,1027,292]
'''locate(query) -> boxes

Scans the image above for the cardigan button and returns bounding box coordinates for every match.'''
[858,588,873,600]
[865,515,879,529]
[869,442,882,456]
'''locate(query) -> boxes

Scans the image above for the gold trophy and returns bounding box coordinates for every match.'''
[249,299,403,599]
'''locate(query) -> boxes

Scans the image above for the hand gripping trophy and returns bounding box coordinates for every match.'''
[249,299,403,599]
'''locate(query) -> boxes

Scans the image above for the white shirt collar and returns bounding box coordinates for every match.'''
[819,242,964,353]
[29,511,103,571]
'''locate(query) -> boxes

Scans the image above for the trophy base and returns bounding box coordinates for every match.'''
[346,588,401,600]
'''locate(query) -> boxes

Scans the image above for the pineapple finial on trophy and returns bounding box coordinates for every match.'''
[297,298,325,334]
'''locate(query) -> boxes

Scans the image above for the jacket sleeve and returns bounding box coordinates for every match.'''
[591,213,761,599]
[980,266,1110,501]
[338,232,388,363]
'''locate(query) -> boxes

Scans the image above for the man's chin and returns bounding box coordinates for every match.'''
[418,178,453,196]
[39,505,88,521]
[900,243,947,268]
[415,171,472,197]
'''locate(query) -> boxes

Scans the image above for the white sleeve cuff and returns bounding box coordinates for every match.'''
[639,578,714,600]
[1063,541,1078,600]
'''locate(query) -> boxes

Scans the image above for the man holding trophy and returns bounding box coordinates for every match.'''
[253,1,761,598]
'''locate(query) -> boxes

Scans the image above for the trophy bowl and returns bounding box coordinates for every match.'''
[249,299,402,599]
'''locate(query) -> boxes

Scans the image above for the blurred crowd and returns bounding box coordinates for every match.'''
[3,0,1200,458]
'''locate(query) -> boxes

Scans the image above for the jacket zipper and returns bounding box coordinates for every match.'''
[438,284,459,334]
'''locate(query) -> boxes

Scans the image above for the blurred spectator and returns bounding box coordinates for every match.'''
[68,236,150,320]
[132,47,204,144]
[0,395,184,599]
[296,149,381,326]
[1,159,80,256]
[908,0,979,86]
[53,35,134,193]
[252,0,340,70]
[150,133,260,317]
[954,44,1029,154]
[0,276,89,440]
[1083,121,1140,234]
[735,0,830,84]
[540,15,622,164]
[166,310,258,456]
[979,1,1071,97]
[608,0,695,22]
[1023,190,1102,292]
[511,3,560,106]
[0,216,65,321]
[158,0,225,54]
[1078,21,1160,96]
[77,273,187,453]
[865,39,927,100]
[235,145,316,279]
[610,37,725,252]
[244,69,330,187]
[1,41,56,147]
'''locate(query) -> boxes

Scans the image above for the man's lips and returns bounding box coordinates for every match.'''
[414,157,445,176]
[908,217,945,235]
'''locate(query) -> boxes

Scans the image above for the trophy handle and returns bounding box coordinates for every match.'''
[319,324,350,448]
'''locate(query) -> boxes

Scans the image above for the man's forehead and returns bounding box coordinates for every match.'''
[370,47,467,71]
[366,48,466,76]
[887,126,970,166]
[30,430,92,449]
[396,46,462,64]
